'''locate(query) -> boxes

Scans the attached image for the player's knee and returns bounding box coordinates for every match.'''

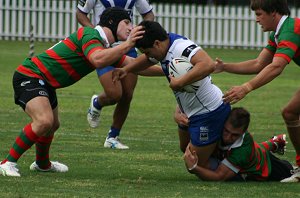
[51,120,60,133]
[33,116,55,135]
[281,107,297,121]
[281,108,300,127]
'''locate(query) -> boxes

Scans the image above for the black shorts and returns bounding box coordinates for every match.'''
[13,72,58,110]
[268,152,293,181]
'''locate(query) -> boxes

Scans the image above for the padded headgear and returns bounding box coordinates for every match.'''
[99,7,131,42]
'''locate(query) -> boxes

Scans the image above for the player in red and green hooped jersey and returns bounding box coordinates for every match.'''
[183,107,293,181]
[215,0,300,182]
[0,7,145,177]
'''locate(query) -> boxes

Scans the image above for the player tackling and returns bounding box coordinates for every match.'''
[0,7,144,177]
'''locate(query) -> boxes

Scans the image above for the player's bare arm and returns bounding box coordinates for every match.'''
[89,26,145,68]
[169,50,214,91]
[112,54,155,81]
[223,56,288,104]
[184,146,236,181]
[142,11,155,21]
[76,9,94,28]
[136,65,164,76]
[218,48,273,75]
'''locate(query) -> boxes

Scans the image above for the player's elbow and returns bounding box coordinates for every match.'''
[207,61,216,74]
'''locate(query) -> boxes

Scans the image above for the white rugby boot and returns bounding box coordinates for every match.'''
[104,136,129,149]
[87,95,101,128]
[30,161,68,173]
[0,161,21,177]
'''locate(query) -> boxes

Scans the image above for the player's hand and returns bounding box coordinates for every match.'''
[214,57,225,73]
[112,68,127,82]
[223,84,250,104]
[183,145,198,172]
[174,109,189,127]
[126,25,145,48]
[169,75,184,92]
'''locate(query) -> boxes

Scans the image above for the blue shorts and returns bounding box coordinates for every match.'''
[96,48,137,76]
[188,103,231,146]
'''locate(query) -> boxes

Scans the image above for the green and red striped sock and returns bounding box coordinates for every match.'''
[1,123,39,164]
[296,154,300,167]
[35,135,53,169]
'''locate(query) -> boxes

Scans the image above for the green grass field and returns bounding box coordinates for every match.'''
[0,40,299,197]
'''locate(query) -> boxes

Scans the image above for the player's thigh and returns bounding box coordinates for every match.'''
[25,96,53,120]
[121,72,138,96]
[178,125,190,152]
[99,70,122,97]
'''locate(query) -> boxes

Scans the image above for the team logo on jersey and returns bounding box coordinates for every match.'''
[39,79,45,86]
[78,0,86,7]
[199,126,209,141]
[182,44,197,58]
[39,90,48,97]
[20,81,31,87]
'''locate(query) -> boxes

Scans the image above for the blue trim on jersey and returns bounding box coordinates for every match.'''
[127,1,135,9]
[160,33,188,81]
[168,33,187,49]
[100,0,111,8]
[99,0,136,9]
[96,47,137,76]
[188,103,231,146]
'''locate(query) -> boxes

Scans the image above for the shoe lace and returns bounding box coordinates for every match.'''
[88,109,100,119]
[110,136,125,146]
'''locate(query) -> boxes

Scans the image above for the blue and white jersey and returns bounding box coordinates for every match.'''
[160,33,223,118]
[77,0,153,25]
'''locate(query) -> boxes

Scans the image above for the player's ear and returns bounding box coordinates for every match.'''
[153,40,160,48]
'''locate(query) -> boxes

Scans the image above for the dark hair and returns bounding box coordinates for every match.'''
[250,0,290,15]
[99,7,131,42]
[135,21,168,49]
[227,107,250,132]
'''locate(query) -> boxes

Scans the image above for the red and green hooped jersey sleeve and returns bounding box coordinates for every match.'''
[16,27,123,88]
[225,132,271,181]
[265,17,300,66]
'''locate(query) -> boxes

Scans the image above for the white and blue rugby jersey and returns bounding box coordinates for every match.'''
[160,33,223,118]
[77,0,153,25]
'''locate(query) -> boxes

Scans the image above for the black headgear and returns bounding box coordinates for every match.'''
[99,7,131,42]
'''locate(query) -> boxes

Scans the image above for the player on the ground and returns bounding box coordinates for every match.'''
[183,107,292,181]
[214,0,300,182]
[77,0,155,149]
[0,7,144,177]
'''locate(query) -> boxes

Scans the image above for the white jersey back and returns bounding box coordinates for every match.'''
[159,33,223,118]
[77,0,153,25]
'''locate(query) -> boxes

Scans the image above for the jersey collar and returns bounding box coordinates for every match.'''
[274,15,288,44]
[219,133,245,151]
[94,25,110,48]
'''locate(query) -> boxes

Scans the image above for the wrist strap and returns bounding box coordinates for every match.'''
[188,162,198,171]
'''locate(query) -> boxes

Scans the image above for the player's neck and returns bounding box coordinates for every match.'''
[102,27,116,45]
